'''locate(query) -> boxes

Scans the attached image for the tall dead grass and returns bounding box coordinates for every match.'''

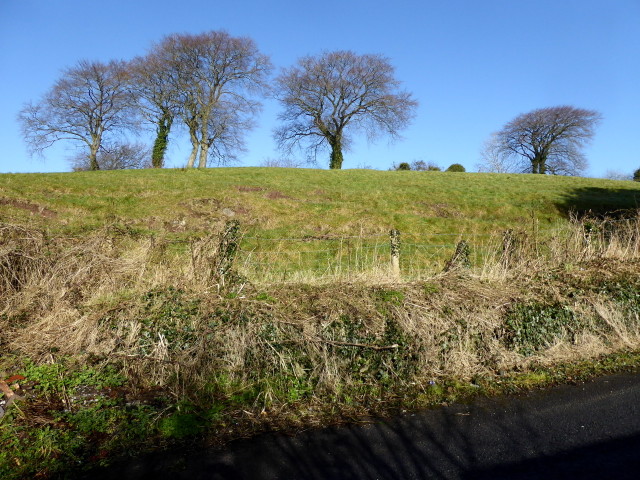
[1,213,639,406]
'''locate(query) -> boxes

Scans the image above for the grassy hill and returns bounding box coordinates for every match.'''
[1,168,639,236]
[2,168,638,281]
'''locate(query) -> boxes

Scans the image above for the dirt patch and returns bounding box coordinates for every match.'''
[421,202,462,218]
[266,190,294,200]
[236,186,265,192]
[0,198,57,218]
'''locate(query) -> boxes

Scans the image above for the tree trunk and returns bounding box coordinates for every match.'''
[329,136,344,169]
[151,112,172,168]
[531,155,546,174]
[89,136,101,171]
[186,124,198,168]
[198,121,209,168]
[89,151,100,171]
[198,142,209,168]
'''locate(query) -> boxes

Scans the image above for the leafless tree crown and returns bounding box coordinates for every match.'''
[274,50,417,169]
[18,60,137,171]
[156,31,272,168]
[492,106,601,176]
[70,141,151,171]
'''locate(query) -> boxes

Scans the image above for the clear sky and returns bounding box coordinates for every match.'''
[1,0,638,176]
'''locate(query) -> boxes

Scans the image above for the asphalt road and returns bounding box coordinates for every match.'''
[89,372,640,479]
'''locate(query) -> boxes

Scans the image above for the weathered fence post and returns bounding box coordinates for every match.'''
[444,240,470,272]
[390,228,400,279]
[216,220,240,280]
[501,229,514,267]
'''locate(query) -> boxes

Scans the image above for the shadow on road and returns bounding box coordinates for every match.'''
[87,373,640,479]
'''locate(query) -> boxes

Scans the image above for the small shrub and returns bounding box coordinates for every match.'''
[395,162,411,171]
[446,163,466,172]
[375,288,405,305]
[503,303,582,355]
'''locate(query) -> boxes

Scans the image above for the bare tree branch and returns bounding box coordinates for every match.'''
[154,31,272,168]
[70,141,151,171]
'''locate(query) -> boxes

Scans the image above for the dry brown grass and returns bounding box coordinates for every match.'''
[1,214,639,407]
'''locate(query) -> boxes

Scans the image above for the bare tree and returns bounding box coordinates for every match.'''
[274,51,417,169]
[128,51,182,168]
[260,157,306,168]
[70,141,150,171]
[18,60,136,171]
[476,133,528,173]
[603,170,632,181]
[491,106,601,176]
[156,31,272,168]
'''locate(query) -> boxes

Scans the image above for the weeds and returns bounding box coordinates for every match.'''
[1,213,640,478]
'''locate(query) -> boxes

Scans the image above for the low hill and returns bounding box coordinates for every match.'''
[1,168,638,237]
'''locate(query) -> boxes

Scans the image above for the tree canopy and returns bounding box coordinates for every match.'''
[18,60,136,171]
[274,50,417,169]
[491,106,601,176]
[158,31,272,168]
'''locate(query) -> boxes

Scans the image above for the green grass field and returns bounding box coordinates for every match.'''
[1,168,638,234]
[2,168,638,280]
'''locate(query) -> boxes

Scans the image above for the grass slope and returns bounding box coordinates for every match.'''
[1,168,639,237]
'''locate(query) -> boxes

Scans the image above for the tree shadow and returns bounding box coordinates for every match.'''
[555,186,640,219]
[85,373,640,480]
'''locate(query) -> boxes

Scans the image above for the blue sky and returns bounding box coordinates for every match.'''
[1,0,638,176]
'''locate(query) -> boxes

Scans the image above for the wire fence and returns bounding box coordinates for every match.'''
[233,227,547,282]
[230,214,640,282]
[4,214,635,284]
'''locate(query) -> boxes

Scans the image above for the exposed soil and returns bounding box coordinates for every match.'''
[0,198,57,218]
[266,190,294,200]
[236,186,265,192]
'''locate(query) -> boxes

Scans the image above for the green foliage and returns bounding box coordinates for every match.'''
[446,163,466,172]
[598,280,640,319]
[396,162,411,171]
[375,288,405,305]
[504,303,582,355]
[21,361,125,397]
[634,168,640,182]
[0,360,148,479]
[325,316,417,387]
[158,411,202,439]
[255,291,276,302]
[137,287,201,354]
[151,113,173,168]
[422,282,440,295]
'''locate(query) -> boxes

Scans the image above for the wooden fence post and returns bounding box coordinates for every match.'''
[390,228,400,279]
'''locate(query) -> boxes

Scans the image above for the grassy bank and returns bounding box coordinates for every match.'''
[1,169,640,477]
[1,208,640,478]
